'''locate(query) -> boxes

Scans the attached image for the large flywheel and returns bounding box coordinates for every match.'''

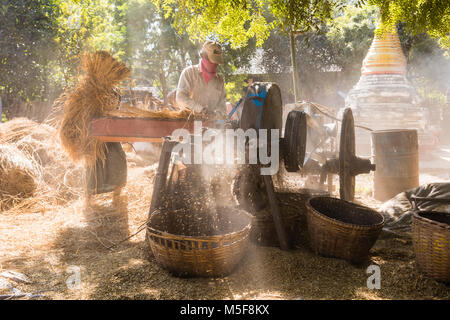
[321,108,376,202]
[339,108,356,201]
[283,110,307,172]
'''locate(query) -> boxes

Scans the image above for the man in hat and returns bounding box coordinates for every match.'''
[176,40,227,118]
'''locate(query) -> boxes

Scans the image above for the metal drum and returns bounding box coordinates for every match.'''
[371,129,419,201]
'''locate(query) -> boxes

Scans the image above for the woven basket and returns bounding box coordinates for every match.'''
[306,196,385,263]
[146,207,252,277]
[250,191,329,247]
[290,190,330,245]
[250,209,298,247]
[412,210,450,282]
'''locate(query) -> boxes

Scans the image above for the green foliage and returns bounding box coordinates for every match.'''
[0,0,130,103]
[151,0,270,48]
[55,0,129,86]
[0,0,59,100]
[262,4,449,102]
[224,74,249,103]
[369,0,450,49]
[2,0,448,111]
[327,5,378,82]
[151,0,352,47]
[124,0,199,100]
[258,5,377,96]
[269,0,346,34]
[397,23,450,97]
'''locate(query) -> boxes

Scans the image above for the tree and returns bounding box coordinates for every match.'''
[123,0,199,102]
[326,5,378,89]
[124,1,259,103]
[152,0,350,102]
[55,0,129,87]
[0,0,131,117]
[269,0,349,100]
[397,23,450,101]
[151,0,271,48]
[369,0,450,49]
[0,0,60,103]
[258,6,375,105]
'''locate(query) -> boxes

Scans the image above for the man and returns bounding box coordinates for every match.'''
[174,41,234,208]
[176,40,227,118]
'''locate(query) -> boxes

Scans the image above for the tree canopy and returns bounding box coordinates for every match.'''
[0,0,449,117]
[0,0,60,101]
[369,0,450,49]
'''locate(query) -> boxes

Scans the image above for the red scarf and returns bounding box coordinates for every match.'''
[200,58,218,84]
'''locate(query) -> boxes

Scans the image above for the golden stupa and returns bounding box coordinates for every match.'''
[361,31,407,76]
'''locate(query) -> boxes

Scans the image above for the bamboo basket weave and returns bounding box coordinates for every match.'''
[250,209,298,247]
[306,197,385,263]
[412,210,450,283]
[146,207,252,277]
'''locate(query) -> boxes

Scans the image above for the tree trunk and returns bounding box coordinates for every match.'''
[159,40,168,105]
[290,31,300,103]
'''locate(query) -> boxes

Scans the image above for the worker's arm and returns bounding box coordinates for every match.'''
[176,67,204,113]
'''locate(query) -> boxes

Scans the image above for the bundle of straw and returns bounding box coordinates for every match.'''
[58,51,131,166]
[0,144,41,210]
[107,104,199,120]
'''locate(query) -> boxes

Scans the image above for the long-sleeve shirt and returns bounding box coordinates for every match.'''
[176,64,227,115]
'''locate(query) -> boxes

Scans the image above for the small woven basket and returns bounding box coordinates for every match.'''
[412,210,450,283]
[250,190,329,247]
[146,207,252,277]
[250,209,298,247]
[306,196,385,263]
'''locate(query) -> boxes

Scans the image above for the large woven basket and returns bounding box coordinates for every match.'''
[412,210,450,282]
[146,207,252,277]
[306,196,385,263]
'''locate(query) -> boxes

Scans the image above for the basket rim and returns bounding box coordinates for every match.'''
[412,210,450,231]
[146,208,253,242]
[306,196,385,230]
[251,210,298,221]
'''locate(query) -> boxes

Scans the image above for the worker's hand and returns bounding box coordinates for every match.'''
[204,109,226,120]
[192,104,205,113]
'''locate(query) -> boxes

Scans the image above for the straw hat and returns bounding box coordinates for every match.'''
[200,40,224,65]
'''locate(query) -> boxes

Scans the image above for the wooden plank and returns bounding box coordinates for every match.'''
[90,117,214,142]
[93,136,164,143]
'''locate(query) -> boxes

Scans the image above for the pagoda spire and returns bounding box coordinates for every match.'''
[361,29,407,76]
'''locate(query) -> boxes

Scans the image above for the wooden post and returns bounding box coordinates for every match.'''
[263,175,290,250]
[145,138,176,241]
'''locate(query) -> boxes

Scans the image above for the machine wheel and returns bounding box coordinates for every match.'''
[339,108,356,202]
[283,110,307,172]
[232,165,268,213]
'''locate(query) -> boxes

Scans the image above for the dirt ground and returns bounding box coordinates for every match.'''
[1,154,449,300]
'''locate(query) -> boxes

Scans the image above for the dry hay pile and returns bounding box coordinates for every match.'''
[0,117,53,142]
[116,85,204,120]
[57,51,131,166]
[0,118,83,212]
[0,144,40,210]
[106,104,201,120]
